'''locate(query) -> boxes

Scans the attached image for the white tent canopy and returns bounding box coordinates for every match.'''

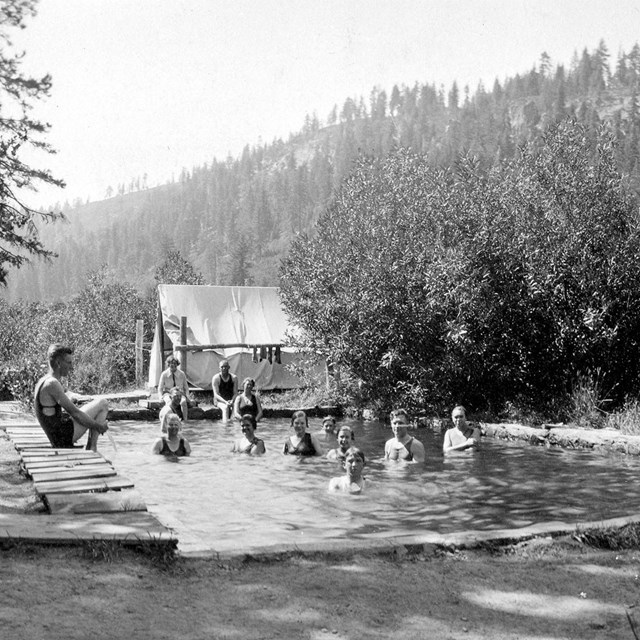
[148,284,318,391]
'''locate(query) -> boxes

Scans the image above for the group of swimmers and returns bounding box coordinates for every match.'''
[151,404,480,494]
[35,344,480,495]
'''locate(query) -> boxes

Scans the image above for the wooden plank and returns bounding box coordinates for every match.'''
[6,428,45,434]
[14,442,52,450]
[31,467,117,483]
[0,512,175,544]
[0,422,40,429]
[21,452,102,463]
[34,476,135,494]
[23,458,110,471]
[45,490,148,514]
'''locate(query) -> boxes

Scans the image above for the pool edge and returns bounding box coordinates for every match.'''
[177,512,640,562]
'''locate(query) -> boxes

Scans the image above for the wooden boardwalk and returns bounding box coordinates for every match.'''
[0,415,176,548]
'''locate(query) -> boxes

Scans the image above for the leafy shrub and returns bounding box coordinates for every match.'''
[280,119,640,416]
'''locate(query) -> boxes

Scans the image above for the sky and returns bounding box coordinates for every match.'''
[12,0,640,208]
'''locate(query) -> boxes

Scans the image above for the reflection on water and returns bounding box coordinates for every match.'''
[106,418,640,553]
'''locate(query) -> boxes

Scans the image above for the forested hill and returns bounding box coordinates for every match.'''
[6,41,640,303]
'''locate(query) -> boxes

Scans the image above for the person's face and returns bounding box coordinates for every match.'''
[57,353,73,377]
[391,415,409,438]
[452,410,467,429]
[171,391,182,407]
[243,380,254,393]
[323,420,336,433]
[167,422,180,437]
[338,430,351,449]
[220,362,230,375]
[241,418,255,439]
[168,360,178,372]
[292,415,307,436]
[345,454,364,479]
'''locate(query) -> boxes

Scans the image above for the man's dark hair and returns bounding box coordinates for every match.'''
[47,344,73,367]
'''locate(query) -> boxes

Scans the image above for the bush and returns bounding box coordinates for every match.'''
[280,119,640,416]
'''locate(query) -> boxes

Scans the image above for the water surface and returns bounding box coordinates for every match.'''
[107,418,640,553]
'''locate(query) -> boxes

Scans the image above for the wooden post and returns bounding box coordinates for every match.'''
[180,316,188,375]
[135,319,144,387]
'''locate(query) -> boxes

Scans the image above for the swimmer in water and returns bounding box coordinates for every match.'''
[328,447,367,493]
[152,414,191,457]
[326,425,355,461]
[283,410,324,457]
[442,405,480,454]
[384,408,425,463]
[231,413,266,455]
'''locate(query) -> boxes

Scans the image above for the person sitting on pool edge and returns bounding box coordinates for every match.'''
[326,426,355,461]
[159,387,184,433]
[283,410,324,457]
[212,359,238,422]
[328,447,367,493]
[232,377,263,422]
[34,343,109,451]
[442,405,481,454]
[152,414,191,457]
[157,355,196,422]
[384,408,425,463]
[231,413,266,455]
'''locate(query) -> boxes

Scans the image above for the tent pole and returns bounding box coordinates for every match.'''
[135,319,144,387]
[180,315,188,375]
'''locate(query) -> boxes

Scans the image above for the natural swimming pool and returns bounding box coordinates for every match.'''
[107,417,640,554]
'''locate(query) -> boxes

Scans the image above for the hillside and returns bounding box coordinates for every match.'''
[5,40,640,303]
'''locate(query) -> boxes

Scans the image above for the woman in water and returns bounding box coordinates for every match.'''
[232,377,263,421]
[442,405,480,454]
[151,414,191,458]
[231,413,266,455]
[326,425,355,461]
[283,410,324,457]
[328,447,367,493]
[384,408,425,463]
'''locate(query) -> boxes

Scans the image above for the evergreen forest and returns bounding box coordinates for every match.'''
[6,41,640,304]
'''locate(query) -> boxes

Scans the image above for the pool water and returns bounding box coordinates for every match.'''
[107,418,640,554]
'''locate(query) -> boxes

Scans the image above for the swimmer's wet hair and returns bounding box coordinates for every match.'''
[345,446,365,464]
[338,426,355,441]
[390,408,410,422]
[290,410,308,427]
[451,405,467,416]
[241,413,257,429]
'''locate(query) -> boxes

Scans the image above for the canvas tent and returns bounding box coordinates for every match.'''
[148,284,319,391]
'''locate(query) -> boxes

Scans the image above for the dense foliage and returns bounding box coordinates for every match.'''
[0,268,154,405]
[0,0,64,284]
[6,41,640,302]
[280,120,640,416]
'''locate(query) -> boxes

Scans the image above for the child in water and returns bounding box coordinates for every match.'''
[328,447,367,493]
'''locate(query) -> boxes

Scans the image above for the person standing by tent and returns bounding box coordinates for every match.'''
[212,359,238,422]
[158,355,195,422]
[34,344,109,451]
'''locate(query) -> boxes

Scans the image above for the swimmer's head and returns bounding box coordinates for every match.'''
[242,377,255,392]
[169,386,183,402]
[344,447,366,478]
[390,408,411,435]
[337,426,355,449]
[451,405,467,426]
[166,415,181,434]
[322,416,337,433]
[240,413,257,435]
[291,410,308,435]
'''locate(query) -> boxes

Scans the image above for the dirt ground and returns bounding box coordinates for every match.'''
[2,424,640,639]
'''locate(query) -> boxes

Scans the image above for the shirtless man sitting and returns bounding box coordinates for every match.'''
[34,344,109,451]
[211,359,238,422]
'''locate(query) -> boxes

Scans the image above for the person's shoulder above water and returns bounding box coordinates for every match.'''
[443,405,480,454]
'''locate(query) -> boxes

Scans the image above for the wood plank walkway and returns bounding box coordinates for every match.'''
[0,415,176,547]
